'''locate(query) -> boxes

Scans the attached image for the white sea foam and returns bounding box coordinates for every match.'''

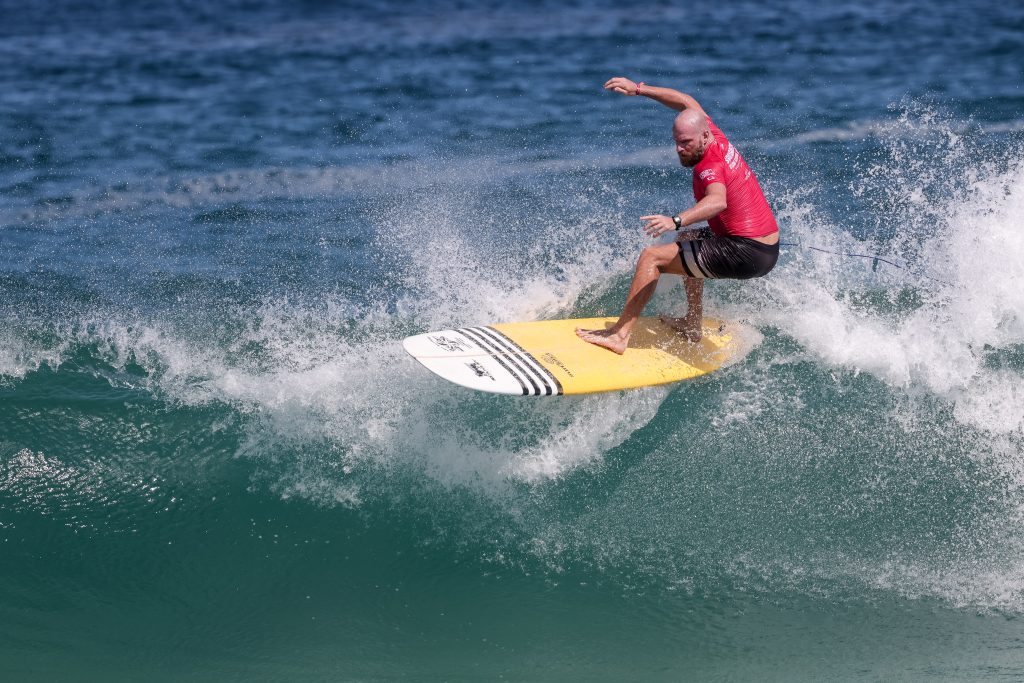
[0,176,665,500]
[695,108,1024,611]
[748,110,1024,437]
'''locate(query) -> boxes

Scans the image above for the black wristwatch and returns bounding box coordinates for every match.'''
[672,215,683,230]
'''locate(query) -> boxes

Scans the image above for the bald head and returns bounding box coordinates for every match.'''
[672,109,712,167]
[674,109,709,137]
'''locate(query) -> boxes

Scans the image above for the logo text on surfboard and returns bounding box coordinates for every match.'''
[466,360,495,381]
[541,352,575,377]
[429,334,472,353]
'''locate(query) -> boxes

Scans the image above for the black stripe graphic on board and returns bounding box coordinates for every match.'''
[459,328,538,396]
[482,327,564,396]
[462,327,544,396]
[458,327,535,395]
[475,325,557,395]
[471,327,553,396]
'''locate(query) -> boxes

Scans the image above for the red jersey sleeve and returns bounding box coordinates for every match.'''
[692,158,726,198]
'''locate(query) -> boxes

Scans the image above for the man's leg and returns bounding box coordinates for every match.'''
[659,278,703,342]
[576,242,689,354]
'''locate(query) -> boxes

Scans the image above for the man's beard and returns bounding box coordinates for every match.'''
[678,143,704,167]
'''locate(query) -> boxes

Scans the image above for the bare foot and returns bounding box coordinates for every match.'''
[658,315,702,343]
[575,327,629,355]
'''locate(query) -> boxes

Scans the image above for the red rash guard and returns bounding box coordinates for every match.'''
[692,117,778,238]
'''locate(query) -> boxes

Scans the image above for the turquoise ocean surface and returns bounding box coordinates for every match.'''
[2,1,1024,679]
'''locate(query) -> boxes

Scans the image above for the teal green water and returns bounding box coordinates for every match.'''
[5,334,1024,679]
[3,0,1024,679]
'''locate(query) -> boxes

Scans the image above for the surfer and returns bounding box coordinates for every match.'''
[576,77,779,354]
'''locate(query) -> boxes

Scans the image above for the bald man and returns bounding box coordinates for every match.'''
[576,77,779,354]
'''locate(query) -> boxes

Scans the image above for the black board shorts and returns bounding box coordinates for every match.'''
[677,230,779,280]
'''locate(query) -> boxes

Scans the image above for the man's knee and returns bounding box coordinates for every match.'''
[639,244,677,270]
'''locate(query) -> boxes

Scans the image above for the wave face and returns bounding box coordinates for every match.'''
[2,0,1024,679]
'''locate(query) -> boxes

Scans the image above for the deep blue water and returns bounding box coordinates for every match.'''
[2,1,1024,680]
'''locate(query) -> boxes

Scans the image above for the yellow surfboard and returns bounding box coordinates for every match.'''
[402,317,747,396]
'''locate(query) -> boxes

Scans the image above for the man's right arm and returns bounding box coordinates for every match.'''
[604,77,705,115]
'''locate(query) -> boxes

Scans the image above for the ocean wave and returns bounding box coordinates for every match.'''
[4,104,1024,612]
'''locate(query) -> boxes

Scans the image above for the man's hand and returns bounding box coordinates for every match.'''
[604,76,639,96]
[641,214,677,238]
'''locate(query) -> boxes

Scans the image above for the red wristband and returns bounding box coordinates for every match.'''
[635,82,645,96]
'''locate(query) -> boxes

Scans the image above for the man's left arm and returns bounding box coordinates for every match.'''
[641,184,727,238]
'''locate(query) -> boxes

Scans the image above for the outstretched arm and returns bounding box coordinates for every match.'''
[604,76,705,115]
